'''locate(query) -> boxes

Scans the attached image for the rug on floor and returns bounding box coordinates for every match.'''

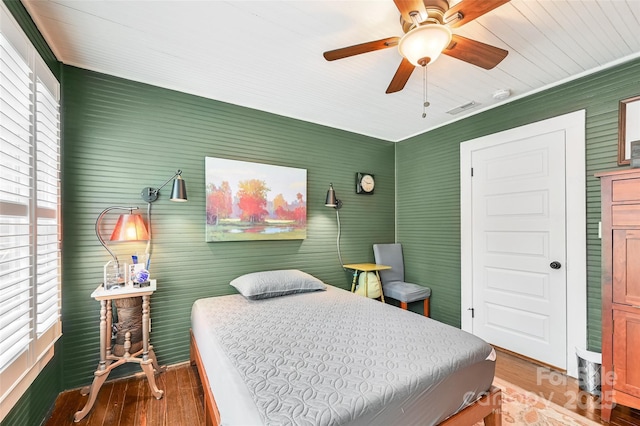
[473,377,601,426]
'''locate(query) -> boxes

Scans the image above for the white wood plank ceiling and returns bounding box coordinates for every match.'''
[21,0,640,142]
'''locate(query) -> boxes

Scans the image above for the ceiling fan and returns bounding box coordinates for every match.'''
[323,0,510,94]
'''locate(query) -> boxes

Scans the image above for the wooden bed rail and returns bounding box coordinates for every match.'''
[190,330,501,426]
[440,385,502,426]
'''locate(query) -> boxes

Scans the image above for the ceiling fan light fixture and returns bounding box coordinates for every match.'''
[398,24,452,67]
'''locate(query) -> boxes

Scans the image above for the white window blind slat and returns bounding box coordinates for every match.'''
[0,70,30,109]
[0,35,31,76]
[0,250,30,264]
[0,307,30,334]
[0,72,31,108]
[0,140,30,163]
[37,283,56,301]
[0,330,30,371]
[37,302,57,323]
[0,272,28,292]
[0,168,31,204]
[35,269,59,288]
[1,125,30,153]
[0,264,31,288]
[35,145,57,163]
[0,235,29,252]
[0,142,30,165]
[0,280,29,306]
[0,75,31,107]
[0,334,30,363]
[0,99,31,134]
[37,315,57,335]
[36,247,58,261]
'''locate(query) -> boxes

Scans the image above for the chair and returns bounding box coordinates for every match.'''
[373,243,431,317]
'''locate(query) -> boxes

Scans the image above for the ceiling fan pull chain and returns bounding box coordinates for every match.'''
[422,65,430,118]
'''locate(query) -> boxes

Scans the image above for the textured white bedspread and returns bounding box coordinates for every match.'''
[191,285,494,426]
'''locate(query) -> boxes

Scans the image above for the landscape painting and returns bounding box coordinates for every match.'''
[205,157,307,242]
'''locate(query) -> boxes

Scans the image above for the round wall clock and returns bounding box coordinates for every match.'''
[356,172,375,194]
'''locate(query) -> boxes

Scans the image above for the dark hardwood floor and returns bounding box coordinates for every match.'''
[45,362,205,425]
[45,350,640,425]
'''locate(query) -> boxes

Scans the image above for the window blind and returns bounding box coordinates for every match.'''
[0,31,33,374]
[0,4,61,420]
[35,77,61,337]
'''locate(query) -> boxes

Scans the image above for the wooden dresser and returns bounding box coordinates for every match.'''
[597,169,640,422]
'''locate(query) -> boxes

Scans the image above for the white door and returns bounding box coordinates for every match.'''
[471,131,567,368]
[461,111,586,376]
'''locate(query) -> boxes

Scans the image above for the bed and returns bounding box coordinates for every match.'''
[190,270,501,426]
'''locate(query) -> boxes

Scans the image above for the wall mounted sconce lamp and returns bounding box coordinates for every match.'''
[139,169,188,272]
[325,183,344,267]
[141,169,187,203]
[96,206,149,289]
[96,169,188,289]
[324,183,342,209]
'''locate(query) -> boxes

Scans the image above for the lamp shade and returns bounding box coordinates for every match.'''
[325,183,342,209]
[325,184,337,207]
[398,24,452,67]
[110,213,149,241]
[170,175,187,202]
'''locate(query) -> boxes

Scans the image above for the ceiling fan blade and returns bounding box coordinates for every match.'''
[444,0,510,28]
[443,35,508,69]
[393,0,427,24]
[386,58,415,94]
[323,37,399,61]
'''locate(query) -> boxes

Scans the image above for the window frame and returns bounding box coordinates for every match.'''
[0,3,61,421]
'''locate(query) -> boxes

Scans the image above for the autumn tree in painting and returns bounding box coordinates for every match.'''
[294,193,306,224]
[206,181,233,225]
[237,179,270,223]
[273,192,306,224]
[273,193,287,213]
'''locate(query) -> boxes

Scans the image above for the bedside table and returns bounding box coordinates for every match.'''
[343,263,391,302]
[74,280,165,422]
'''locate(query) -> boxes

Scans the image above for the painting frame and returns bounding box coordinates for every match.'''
[617,95,640,166]
[205,157,307,242]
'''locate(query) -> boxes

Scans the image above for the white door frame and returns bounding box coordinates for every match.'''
[460,110,586,378]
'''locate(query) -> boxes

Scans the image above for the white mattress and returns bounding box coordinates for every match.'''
[191,284,495,426]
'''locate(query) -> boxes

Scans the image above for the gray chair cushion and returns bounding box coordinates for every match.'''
[382,281,431,303]
[373,243,431,303]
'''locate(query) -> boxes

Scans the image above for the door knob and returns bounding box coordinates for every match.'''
[550,261,562,270]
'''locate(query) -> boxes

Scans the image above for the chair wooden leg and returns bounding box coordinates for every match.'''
[400,299,430,317]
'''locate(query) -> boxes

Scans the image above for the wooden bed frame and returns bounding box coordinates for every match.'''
[190,330,501,426]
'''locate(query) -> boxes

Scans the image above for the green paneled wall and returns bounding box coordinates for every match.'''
[60,65,395,389]
[396,57,640,351]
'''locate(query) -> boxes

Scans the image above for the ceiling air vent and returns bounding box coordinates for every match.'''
[446,101,480,115]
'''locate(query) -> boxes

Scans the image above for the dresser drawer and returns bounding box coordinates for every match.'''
[613,179,640,202]
[612,205,640,227]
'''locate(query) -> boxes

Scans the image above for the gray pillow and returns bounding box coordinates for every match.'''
[230,269,326,300]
